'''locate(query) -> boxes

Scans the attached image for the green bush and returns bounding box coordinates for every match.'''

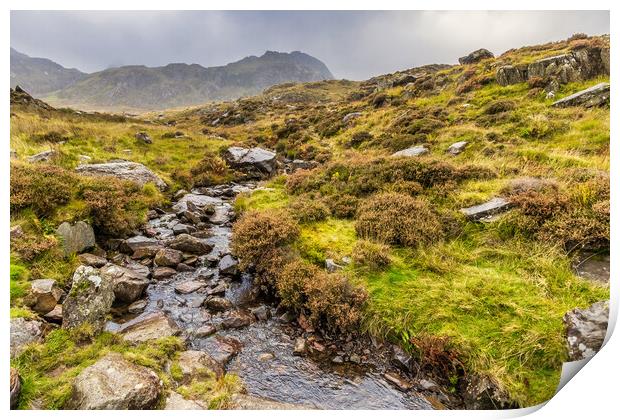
[355,192,443,247]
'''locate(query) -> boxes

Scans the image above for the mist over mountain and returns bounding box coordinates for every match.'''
[10,49,334,111]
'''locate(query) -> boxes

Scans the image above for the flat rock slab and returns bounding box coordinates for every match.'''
[117,311,180,344]
[391,146,429,158]
[76,160,167,190]
[460,197,511,221]
[67,352,161,409]
[175,280,206,294]
[564,300,609,361]
[552,82,610,108]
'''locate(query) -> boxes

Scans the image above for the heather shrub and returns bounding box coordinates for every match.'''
[11,232,59,262]
[287,195,331,223]
[484,100,516,115]
[355,193,443,247]
[11,163,76,217]
[325,194,359,218]
[351,240,391,271]
[190,151,230,187]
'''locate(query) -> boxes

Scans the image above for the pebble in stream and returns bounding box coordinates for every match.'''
[112,183,432,410]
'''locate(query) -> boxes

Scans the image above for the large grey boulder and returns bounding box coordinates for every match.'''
[116,311,180,344]
[62,265,115,333]
[447,141,468,156]
[56,221,95,256]
[552,82,610,108]
[10,317,45,357]
[391,146,429,158]
[100,264,150,304]
[458,48,494,65]
[496,65,527,86]
[24,279,63,315]
[76,160,167,190]
[173,350,224,382]
[223,146,277,179]
[460,197,511,222]
[564,300,609,361]
[168,233,212,255]
[67,353,161,409]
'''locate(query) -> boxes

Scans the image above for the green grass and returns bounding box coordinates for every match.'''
[297,218,357,265]
[234,176,290,212]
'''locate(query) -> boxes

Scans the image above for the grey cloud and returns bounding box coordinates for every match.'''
[10,10,609,80]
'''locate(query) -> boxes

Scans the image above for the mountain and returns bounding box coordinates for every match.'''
[10,50,333,111]
[10,48,87,96]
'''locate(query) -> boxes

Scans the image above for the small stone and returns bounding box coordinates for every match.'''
[135,132,152,144]
[78,253,108,268]
[460,197,511,222]
[25,279,63,314]
[175,280,205,294]
[218,254,239,276]
[258,352,275,362]
[176,263,193,272]
[447,141,468,156]
[204,296,233,312]
[251,305,271,321]
[349,354,361,364]
[195,325,217,338]
[312,342,326,352]
[391,345,412,372]
[331,356,344,364]
[172,223,192,235]
[127,299,148,314]
[153,266,177,280]
[220,311,253,329]
[293,338,307,355]
[391,145,429,158]
[44,304,63,323]
[419,378,440,392]
[384,372,412,391]
[168,234,212,255]
[325,258,344,273]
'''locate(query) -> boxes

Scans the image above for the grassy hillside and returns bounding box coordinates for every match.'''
[10,34,609,408]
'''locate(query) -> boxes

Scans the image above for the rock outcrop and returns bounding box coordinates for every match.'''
[56,221,95,256]
[459,48,494,65]
[62,265,115,333]
[564,300,609,361]
[223,146,277,179]
[551,82,610,108]
[100,264,150,304]
[76,160,167,190]
[67,353,161,409]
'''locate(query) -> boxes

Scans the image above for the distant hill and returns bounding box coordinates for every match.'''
[10,48,334,111]
[10,48,87,96]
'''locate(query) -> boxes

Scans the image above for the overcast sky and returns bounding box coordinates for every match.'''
[10,10,610,80]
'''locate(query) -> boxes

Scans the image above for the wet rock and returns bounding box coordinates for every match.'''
[24,279,63,315]
[153,266,177,280]
[67,352,161,409]
[552,82,610,108]
[154,248,184,267]
[135,132,152,144]
[131,245,162,259]
[447,141,468,156]
[342,112,363,123]
[27,149,56,163]
[458,48,494,64]
[165,392,205,410]
[391,345,412,372]
[258,352,275,362]
[10,317,44,357]
[293,338,307,355]
[205,296,233,312]
[460,197,511,221]
[325,258,344,273]
[10,367,21,409]
[124,260,151,278]
[117,311,180,344]
[168,233,212,255]
[122,235,159,254]
[218,254,239,276]
[206,283,227,296]
[63,265,115,333]
[176,263,194,272]
[391,145,429,158]
[222,146,277,179]
[195,325,217,338]
[172,223,194,235]
[78,253,108,268]
[174,350,224,381]
[127,299,148,314]
[462,374,514,409]
[419,378,440,392]
[44,304,63,323]
[384,372,411,391]
[101,264,149,304]
[564,300,609,361]
[201,335,242,365]
[76,160,167,190]
[251,305,271,321]
[220,310,254,329]
[230,394,309,410]
[175,280,206,294]
[56,221,95,256]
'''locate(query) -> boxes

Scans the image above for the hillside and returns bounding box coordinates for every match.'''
[9,49,334,112]
[9,34,609,410]
[10,48,87,96]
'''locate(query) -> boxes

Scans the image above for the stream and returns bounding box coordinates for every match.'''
[109,183,433,409]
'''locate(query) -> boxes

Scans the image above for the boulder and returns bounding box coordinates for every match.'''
[460,197,511,221]
[168,234,212,255]
[122,235,160,254]
[117,311,180,344]
[447,141,468,156]
[76,160,167,190]
[10,367,21,409]
[199,335,242,365]
[174,350,225,382]
[24,279,63,315]
[154,248,183,267]
[135,132,152,144]
[10,317,45,357]
[391,146,429,158]
[458,48,494,65]
[220,311,254,329]
[62,265,115,333]
[67,353,161,409]
[218,254,239,276]
[78,253,108,268]
[552,82,610,108]
[222,146,277,179]
[175,280,206,294]
[164,392,205,410]
[56,221,95,256]
[204,296,233,312]
[496,65,527,86]
[172,223,193,235]
[564,300,609,361]
[153,266,177,280]
[100,264,150,304]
